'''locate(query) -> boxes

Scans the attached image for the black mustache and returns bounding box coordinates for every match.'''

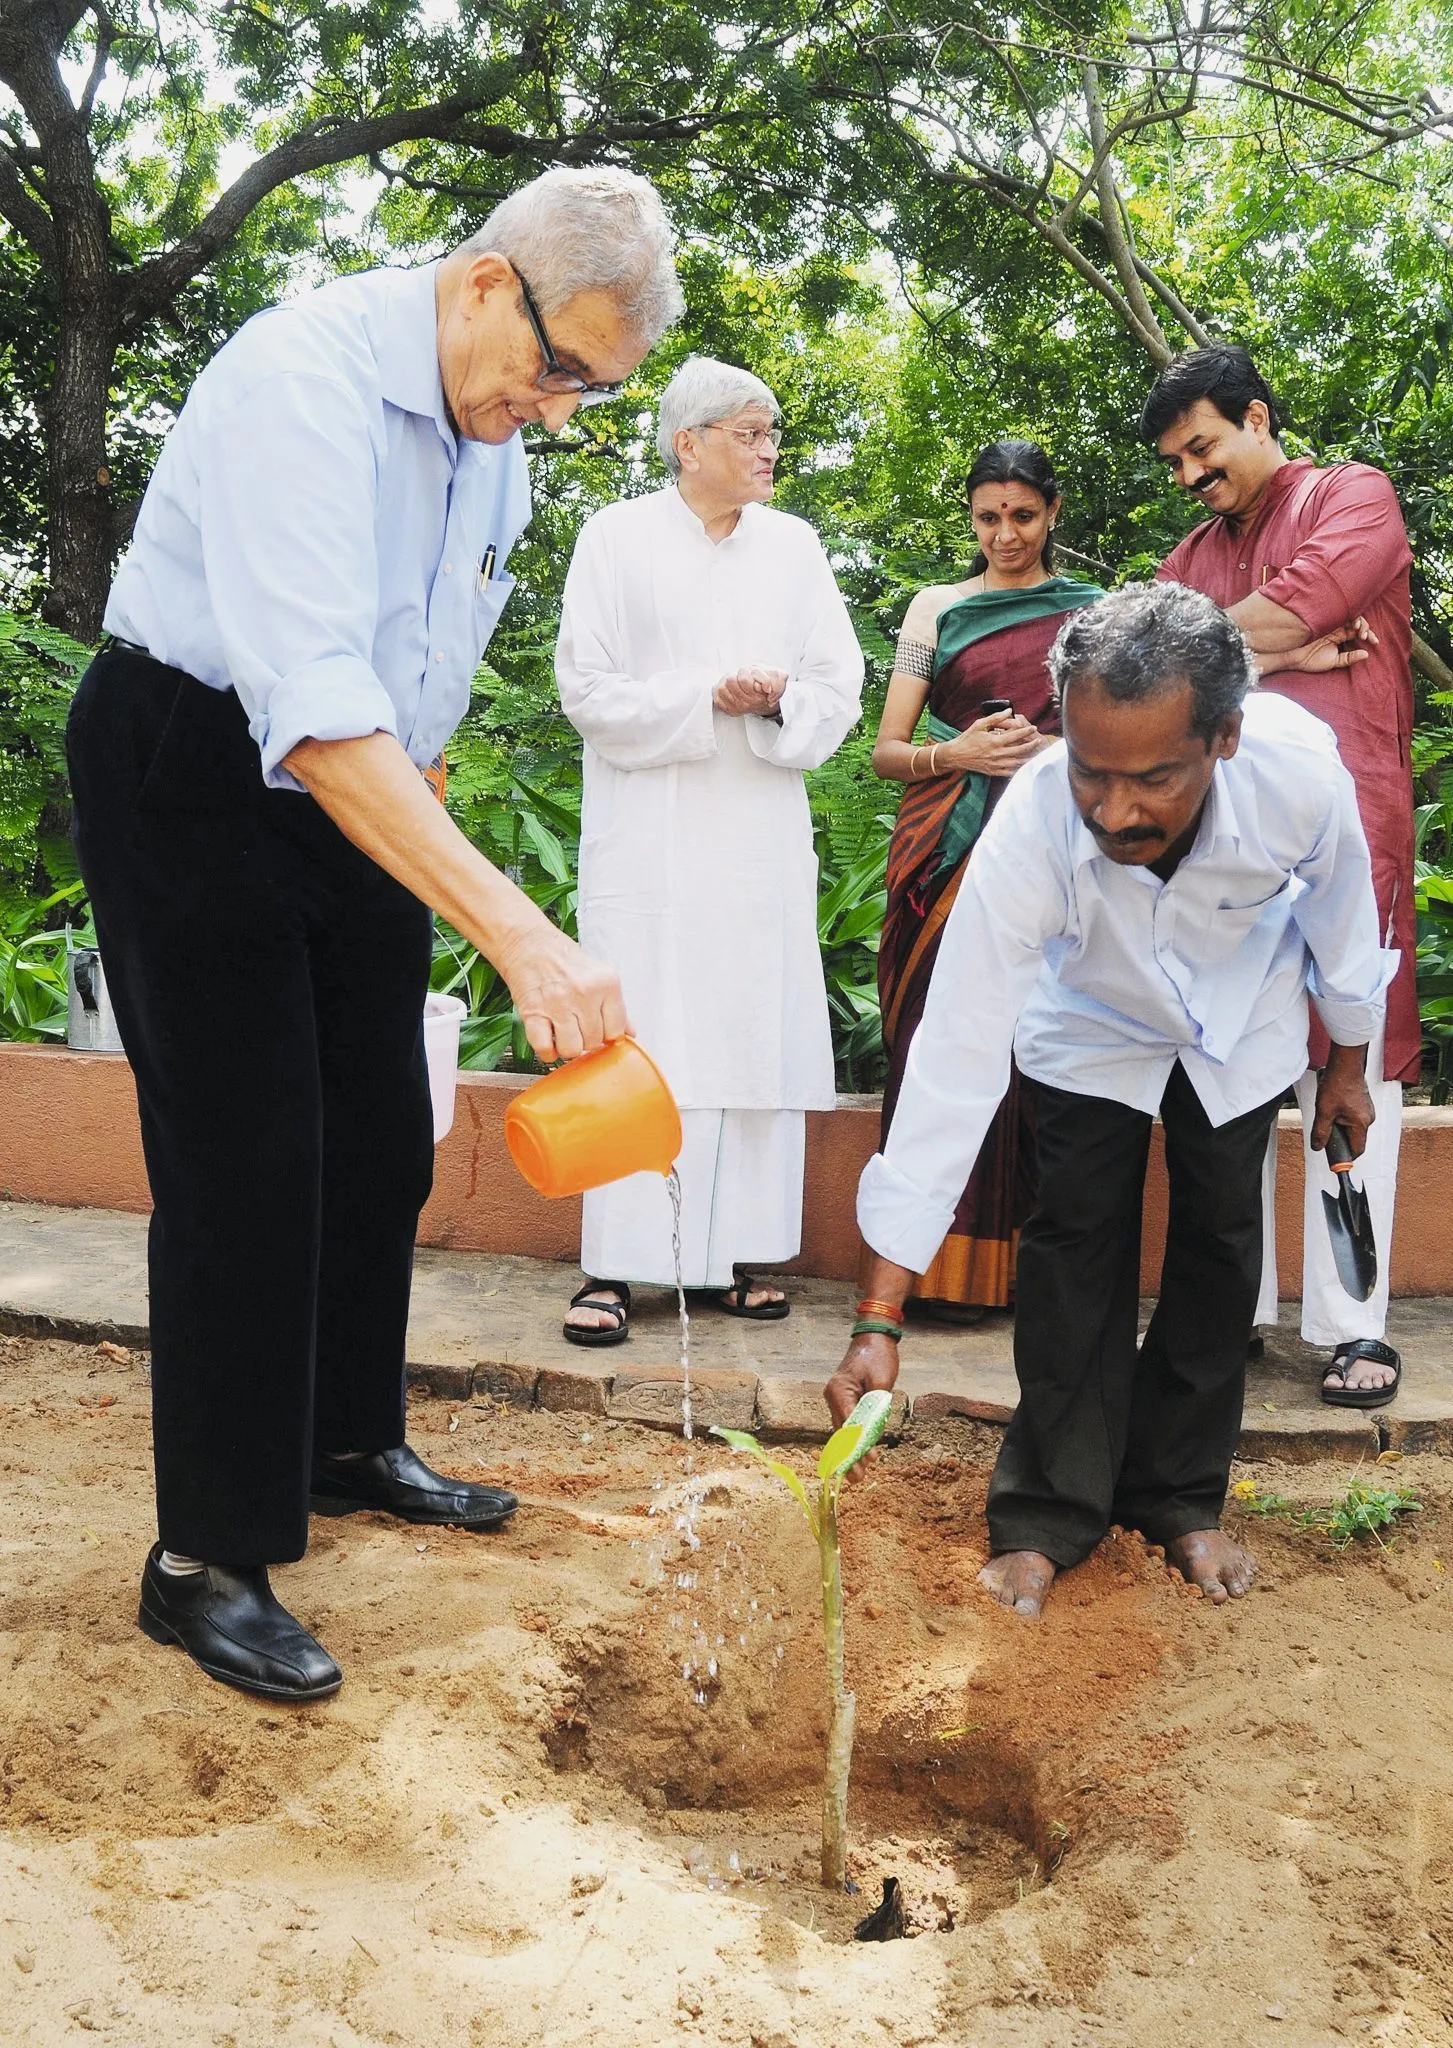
[1089,820,1165,848]
[1191,470,1227,494]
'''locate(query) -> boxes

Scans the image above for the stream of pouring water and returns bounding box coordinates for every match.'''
[666,1165,715,1701]
[667,1165,692,1438]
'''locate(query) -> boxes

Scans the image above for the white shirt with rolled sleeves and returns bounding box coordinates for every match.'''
[555,485,863,1108]
[105,261,530,790]
[859,691,1395,1275]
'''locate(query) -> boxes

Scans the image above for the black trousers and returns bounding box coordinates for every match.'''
[986,1062,1282,1567]
[67,647,435,1565]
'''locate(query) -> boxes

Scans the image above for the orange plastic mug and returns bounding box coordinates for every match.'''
[504,1037,683,1199]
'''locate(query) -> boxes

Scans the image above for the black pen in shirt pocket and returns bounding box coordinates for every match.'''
[479,545,497,589]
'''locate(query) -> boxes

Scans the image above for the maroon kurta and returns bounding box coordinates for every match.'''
[1157,458,1418,1082]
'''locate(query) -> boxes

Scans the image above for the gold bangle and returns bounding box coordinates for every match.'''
[909,745,923,780]
[928,744,940,777]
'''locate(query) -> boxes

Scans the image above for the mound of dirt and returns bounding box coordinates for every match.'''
[3,1331,1453,2046]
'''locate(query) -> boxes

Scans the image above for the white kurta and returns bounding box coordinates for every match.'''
[580,1107,806,1289]
[556,485,864,1111]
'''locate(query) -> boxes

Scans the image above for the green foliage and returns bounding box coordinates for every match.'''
[0,613,90,903]
[814,810,891,1093]
[1230,1471,1423,1549]
[0,886,89,1042]
[1317,1479,1423,1551]
[1412,724,1453,1100]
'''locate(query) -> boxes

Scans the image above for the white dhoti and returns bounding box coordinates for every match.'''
[1254,1018,1402,1344]
[581,1108,805,1289]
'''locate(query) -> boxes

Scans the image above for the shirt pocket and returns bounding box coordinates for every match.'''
[471,570,516,664]
[1191,877,1291,964]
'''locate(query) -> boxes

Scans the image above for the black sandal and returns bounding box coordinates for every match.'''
[1321,1337,1401,1409]
[718,1265,790,1322]
[563,1281,631,1348]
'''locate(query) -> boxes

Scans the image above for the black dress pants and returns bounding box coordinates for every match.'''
[67,647,435,1565]
[986,1061,1282,1567]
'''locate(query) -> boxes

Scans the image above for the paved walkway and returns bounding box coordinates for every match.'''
[2,1198,1449,1458]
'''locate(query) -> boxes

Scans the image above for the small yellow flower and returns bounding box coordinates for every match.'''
[1231,1479,1258,1500]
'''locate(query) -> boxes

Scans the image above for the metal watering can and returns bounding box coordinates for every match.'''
[66,945,125,1054]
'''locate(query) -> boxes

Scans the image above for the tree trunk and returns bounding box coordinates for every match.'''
[43,301,119,642]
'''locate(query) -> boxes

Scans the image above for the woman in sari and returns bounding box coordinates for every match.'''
[872,440,1103,1317]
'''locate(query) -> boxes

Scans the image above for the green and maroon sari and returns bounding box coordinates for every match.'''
[878,578,1102,1309]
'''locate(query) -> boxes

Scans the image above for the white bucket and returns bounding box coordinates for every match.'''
[422,993,467,1143]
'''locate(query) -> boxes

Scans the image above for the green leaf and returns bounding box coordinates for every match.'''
[817,1389,894,1482]
[710,1427,819,1530]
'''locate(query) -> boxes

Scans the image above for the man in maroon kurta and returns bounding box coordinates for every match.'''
[1145,345,1413,1407]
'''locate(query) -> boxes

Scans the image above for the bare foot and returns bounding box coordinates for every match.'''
[1167,1528,1257,1604]
[977,1550,1057,1618]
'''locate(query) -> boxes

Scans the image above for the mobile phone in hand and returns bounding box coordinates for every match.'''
[980,697,1013,717]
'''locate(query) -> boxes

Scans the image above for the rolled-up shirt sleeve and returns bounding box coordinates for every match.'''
[745,542,864,771]
[1291,748,1396,1044]
[1259,467,1413,639]
[555,518,718,770]
[195,370,397,789]
[858,780,1066,1272]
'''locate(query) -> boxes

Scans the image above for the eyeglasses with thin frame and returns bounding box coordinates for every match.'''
[696,421,784,451]
[515,268,626,407]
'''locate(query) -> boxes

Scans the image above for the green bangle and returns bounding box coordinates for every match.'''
[852,1316,902,1341]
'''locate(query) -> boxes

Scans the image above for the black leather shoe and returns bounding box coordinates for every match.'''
[310,1443,518,1528]
[137,1546,343,1702]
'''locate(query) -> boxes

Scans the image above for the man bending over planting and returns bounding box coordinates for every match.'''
[826,582,1390,1618]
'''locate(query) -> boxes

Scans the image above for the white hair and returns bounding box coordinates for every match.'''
[656,355,780,474]
[462,167,683,345]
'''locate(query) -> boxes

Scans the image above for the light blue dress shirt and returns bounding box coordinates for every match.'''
[859,690,1395,1275]
[106,262,531,791]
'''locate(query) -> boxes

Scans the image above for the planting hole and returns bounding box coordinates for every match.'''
[538,1466,1094,1941]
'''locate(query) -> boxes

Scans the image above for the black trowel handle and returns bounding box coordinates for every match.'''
[1325,1122,1356,1173]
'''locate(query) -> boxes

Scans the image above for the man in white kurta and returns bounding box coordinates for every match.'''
[555,357,863,1327]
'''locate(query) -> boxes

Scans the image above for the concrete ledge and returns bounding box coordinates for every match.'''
[6,1041,1453,1292]
[5,1198,1452,1457]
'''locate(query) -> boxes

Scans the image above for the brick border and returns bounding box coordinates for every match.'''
[0,1303,1403,1456]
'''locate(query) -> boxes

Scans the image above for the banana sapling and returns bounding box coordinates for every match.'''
[712,1389,893,1887]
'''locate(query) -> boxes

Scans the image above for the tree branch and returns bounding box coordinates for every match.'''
[74,0,116,121]
[119,99,757,334]
[1081,59,1170,356]
[0,141,58,264]
[1413,631,1453,692]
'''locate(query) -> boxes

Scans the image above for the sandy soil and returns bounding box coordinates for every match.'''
[3,1332,1453,2047]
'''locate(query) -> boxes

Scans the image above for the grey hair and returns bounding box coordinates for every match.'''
[656,355,780,474]
[1049,581,1255,743]
[461,167,684,345]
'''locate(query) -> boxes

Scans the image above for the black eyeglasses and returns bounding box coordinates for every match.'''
[516,269,626,406]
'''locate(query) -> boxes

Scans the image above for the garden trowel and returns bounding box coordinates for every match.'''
[1322,1123,1377,1302]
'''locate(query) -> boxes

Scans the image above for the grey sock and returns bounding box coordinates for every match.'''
[157,1550,205,1576]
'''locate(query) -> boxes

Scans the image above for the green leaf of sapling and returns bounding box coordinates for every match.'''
[818,1390,894,1482]
[710,1427,818,1530]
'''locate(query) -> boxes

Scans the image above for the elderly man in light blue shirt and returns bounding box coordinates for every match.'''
[66,167,683,1703]
[827,582,1389,1620]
